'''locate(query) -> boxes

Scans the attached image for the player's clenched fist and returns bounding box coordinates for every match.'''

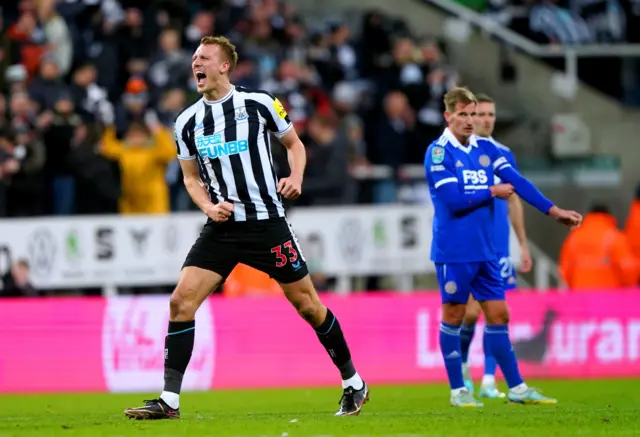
[277,175,302,200]
[205,202,234,222]
[490,183,514,199]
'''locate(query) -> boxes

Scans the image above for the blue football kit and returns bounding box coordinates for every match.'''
[425,128,560,403]
[425,129,553,304]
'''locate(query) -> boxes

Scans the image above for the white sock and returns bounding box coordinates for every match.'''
[509,383,528,394]
[342,372,364,390]
[481,374,496,387]
[160,391,180,409]
[451,387,467,397]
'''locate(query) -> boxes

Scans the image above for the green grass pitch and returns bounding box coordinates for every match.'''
[0,379,638,437]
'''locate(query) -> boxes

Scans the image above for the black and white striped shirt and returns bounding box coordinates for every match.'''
[174,85,292,221]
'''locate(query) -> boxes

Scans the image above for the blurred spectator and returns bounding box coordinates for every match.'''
[296,113,355,206]
[68,122,121,215]
[37,0,73,76]
[28,55,67,111]
[370,91,414,203]
[559,204,639,290]
[40,93,83,215]
[69,62,113,124]
[100,121,174,214]
[7,3,47,80]
[0,259,38,298]
[148,28,192,100]
[624,183,640,271]
[114,76,156,138]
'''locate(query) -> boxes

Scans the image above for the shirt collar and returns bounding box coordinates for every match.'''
[444,128,477,149]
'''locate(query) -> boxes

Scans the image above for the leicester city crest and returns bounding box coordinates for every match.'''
[479,154,491,167]
[444,281,457,294]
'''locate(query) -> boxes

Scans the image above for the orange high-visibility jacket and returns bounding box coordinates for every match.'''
[223,264,282,297]
[624,200,640,262]
[560,213,639,289]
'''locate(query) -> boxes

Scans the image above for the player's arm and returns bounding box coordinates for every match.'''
[179,158,214,211]
[262,93,304,199]
[490,147,581,226]
[508,194,533,272]
[425,146,494,213]
[278,128,306,184]
[174,116,232,220]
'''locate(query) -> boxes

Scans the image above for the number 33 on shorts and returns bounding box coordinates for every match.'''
[271,240,301,270]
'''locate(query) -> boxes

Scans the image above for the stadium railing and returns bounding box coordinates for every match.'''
[424,0,640,97]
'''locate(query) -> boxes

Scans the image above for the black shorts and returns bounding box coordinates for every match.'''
[183,217,309,284]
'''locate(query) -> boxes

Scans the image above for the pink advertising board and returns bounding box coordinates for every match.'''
[0,291,639,393]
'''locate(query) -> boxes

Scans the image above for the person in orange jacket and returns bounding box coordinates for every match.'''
[560,204,639,289]
[223,263,282,297]
[100,121,175,214]
[624,184,640,267]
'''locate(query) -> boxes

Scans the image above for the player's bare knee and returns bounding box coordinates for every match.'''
[463,302,482,324]
[290,289,324,325]
[281,276,325,326]
[297,299,324,325]
[442,303,466,325]
[482,301,510,325]
[169,287,199,320]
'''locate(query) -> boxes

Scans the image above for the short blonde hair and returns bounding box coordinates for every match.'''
[475,93,494,104]
[443,87,477,113]
[200,35,238,74]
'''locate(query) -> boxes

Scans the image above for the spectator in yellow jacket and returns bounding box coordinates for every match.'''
[100,122,175,214]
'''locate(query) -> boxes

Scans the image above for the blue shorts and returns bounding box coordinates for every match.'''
[435,260,506,304]
[497,254,517,291]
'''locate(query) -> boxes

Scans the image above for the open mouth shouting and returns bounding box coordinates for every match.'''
[194,70,207,87]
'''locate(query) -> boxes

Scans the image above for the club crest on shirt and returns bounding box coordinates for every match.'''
[234,107,249,121]
[479,154,491,167]
[444,281,457,294]
[432,146,445,164]
[272,98,288,119]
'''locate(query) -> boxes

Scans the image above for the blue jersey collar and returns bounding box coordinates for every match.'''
[443,128,477,153]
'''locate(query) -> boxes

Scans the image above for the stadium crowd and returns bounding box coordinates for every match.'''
[0,0,461,218]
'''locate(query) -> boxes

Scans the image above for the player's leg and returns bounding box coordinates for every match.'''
[241,218,368,416]
[435,263,484,407]
[473,260,557,405]
[478,255,514,399]
[124,223,238,420]
[279,276,369,416]
[460,296,481,393]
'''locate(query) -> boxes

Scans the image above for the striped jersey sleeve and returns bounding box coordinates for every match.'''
[174,103,199,160]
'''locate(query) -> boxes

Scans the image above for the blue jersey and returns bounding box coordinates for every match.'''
[489,138,519,256]
[425,129,514,263]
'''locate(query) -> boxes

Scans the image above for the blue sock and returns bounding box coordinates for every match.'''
[482,331,497,376]
[460,323,475,364]
[484,325,523,388]
[439,322,464,390]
